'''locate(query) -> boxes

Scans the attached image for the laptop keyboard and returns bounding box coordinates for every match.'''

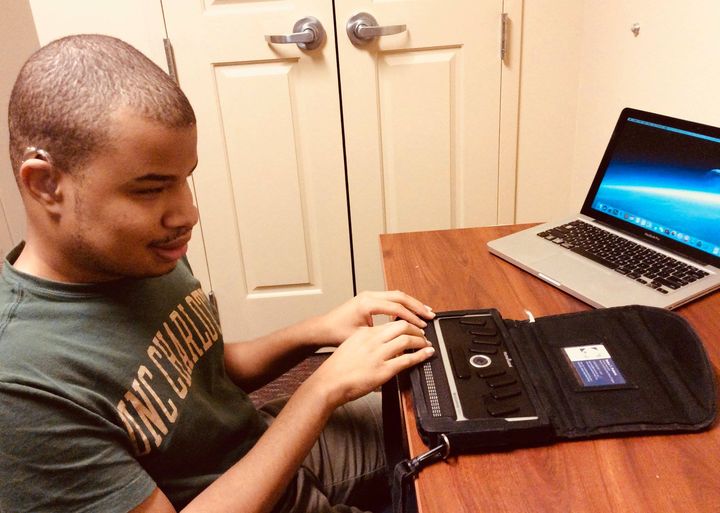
[537,220,709,295]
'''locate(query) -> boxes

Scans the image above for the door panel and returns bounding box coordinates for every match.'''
[336,0,506,292]
[215,62,312,290]
[162,0,353,341]
[378,48,458,232]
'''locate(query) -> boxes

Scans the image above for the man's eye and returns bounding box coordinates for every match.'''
[135,187,164,195]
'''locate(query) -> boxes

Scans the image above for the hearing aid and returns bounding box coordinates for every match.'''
[21,147,52,166]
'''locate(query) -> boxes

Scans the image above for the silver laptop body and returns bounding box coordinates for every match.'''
[488,108,720,309]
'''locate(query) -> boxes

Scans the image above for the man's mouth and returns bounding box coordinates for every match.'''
[150,233,192,262]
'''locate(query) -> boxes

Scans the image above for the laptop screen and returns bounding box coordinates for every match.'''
[582,108,720,266]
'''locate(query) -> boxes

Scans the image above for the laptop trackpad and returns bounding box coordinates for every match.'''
[533,253,621,297]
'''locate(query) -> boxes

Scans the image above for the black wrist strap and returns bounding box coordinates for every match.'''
[391,435,450,513]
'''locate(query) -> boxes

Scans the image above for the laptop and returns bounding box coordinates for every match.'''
[488,107,720,309]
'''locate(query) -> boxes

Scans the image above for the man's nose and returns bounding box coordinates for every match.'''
[163,183,199,229]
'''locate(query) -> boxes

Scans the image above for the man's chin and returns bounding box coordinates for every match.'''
[120,260,179,280]
[144,261,179,278]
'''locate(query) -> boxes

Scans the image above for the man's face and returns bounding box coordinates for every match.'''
[57,109,199,282]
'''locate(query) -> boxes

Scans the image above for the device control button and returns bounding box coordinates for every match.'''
[485,398,520,417]
[471,337,501,346]
[487,376,517,388]
[460,317,488,326]
[492,388,521,400]
[470,345,498,355]
[469,325,498,337]
[477,368,505,379]
[468,354,492,369]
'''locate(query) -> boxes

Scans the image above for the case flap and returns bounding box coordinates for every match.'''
[507,305,717,439]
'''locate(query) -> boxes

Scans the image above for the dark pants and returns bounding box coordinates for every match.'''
[260,392,390,513]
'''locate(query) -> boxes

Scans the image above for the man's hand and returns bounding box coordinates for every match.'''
[316,290,435,345]
[223,290,435,394]
[305,319,435,408]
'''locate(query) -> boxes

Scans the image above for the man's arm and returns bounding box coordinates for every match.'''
[133,319,435,513]
[223,290,435,392]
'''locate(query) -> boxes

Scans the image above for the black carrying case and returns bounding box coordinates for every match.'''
[409,305,717,452]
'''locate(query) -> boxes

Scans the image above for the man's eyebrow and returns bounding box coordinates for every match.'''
[134,173,176,183]
[133,161,199,182]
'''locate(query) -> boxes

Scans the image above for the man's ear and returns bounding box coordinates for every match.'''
[18,158,65,214]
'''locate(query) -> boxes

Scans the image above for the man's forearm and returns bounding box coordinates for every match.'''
[182,374,335,513]
[223,315,330,391]
[223,291,435,392]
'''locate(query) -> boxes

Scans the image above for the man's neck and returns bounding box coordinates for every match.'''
[12,241,74,283]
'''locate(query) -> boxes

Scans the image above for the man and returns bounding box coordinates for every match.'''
[0,34,435,513]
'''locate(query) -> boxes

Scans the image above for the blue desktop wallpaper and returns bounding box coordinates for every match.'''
[592,119,720,256]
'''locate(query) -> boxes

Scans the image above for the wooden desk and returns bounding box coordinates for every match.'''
[380,224,720,513]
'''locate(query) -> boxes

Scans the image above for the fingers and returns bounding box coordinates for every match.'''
[319,320,435,406]
[376,318,425,339]
[358,290,435,328]
[377,324,435,376]
[349,320,427,357]
[385,346,436,375]
[374,290,435,319]
[373,320,434,364]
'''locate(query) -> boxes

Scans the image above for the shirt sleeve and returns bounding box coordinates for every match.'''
[0,381,157,513]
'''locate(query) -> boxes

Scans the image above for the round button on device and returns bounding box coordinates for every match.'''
[469,354,492,369]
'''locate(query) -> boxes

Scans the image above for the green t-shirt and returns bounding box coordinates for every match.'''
[0,245,267,512]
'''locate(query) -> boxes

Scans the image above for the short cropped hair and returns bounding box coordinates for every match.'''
[8,34,196,176]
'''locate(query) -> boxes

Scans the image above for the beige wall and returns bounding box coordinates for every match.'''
[515,0,720,223]
[0,0,39,253]
[570,0,720,210]
[28,0,166,61]
[514,0,583,223]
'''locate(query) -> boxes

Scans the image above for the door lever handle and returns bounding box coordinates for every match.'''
[265,16,326,50]
[346,12,406,46]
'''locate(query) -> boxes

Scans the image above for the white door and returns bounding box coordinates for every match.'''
[336,1,512,292]
[161,0,353,341]
[162,0,517,340]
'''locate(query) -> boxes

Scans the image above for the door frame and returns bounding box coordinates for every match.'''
[497,0,523,225]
